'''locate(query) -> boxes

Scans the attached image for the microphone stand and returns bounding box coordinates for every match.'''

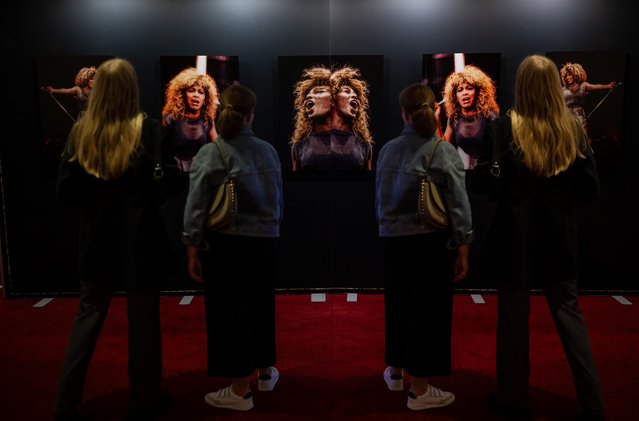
[586,85,620,121]
[42,89,76,123]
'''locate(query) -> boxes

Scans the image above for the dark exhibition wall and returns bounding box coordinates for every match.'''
[1,0,637,297]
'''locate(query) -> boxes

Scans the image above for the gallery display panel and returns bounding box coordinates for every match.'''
[0,49,634,296]
[277,55,386,173]
[36,56,115,179]
[545,50,628,291]
[274,55,386,290]
[545,50,626,177]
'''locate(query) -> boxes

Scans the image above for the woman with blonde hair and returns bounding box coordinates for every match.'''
[54,58,179,420]
[479,55,605,420]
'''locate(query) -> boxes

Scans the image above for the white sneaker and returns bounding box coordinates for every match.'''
[204,385,253,411]
[258,366,280,391]
[383,366,403,391]
[407,385,455,410]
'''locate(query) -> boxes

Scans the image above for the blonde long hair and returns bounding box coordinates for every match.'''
[69,58,143,180]
[510,55,584,177]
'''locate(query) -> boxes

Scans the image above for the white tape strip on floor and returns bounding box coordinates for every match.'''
[471,294,486,304]
[33,298,54,308]
[612,295,633,305]
[179,295,194,305]
[311,293,326,302]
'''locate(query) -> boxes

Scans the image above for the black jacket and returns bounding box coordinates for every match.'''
[57,116,182,288]
[477,114,600,287]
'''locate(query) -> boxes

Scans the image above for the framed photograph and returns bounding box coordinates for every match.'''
[423,52,501,170]
[159,55,239,172]
[277,55,385,174]
[36,55,113,176]
[545,50,626,175]
[158,55,240,290]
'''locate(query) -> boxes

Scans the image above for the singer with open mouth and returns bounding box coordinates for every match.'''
[290,65,373,171]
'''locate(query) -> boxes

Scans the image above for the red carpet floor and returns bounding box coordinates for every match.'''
[0,293,637,420]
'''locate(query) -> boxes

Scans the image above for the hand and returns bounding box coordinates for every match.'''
[186,245,203,283]
[453,244,469,282]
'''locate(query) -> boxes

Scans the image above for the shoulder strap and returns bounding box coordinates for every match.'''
[426,139,442,175]
[213,140,231,176]
[143,116,164,181]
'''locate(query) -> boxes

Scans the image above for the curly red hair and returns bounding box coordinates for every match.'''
[560,62,587,86]
[442,65,499,122]
[161,67,218,124]
[74,66,96,88]
[290,65,372,144]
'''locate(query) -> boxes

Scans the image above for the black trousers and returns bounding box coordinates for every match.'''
[496,279,605,412]
[382,231,456,377]
[54,282,162,413]
[201,233,277,378]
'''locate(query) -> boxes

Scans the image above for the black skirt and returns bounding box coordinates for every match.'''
[201,232,278,377]
[382,230,456,377]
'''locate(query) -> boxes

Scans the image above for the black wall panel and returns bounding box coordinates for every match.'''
[1,0,637,296]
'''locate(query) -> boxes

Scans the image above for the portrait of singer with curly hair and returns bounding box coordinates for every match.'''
[44,66,97,120]
[290,65,373,171]
[162,67,219,172]
[559,62,618,142]
[441,65,499,170]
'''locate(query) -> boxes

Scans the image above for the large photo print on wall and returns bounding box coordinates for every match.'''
[423,52,501,171]
[36,55,114,177]
[158,55,240,290]
[277,55,385,174]
[545,51,626,175]
[160,55,240,172]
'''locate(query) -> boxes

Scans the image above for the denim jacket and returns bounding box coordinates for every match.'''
[182,127,283,249]
[375,124,474,248]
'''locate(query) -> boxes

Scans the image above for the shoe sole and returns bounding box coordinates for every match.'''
[383,368,403,391]
[407,394,455,410]
[385,380,403,391]
[204,395,253,411]
[258,379,278,391]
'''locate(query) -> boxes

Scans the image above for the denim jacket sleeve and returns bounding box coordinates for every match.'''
[437,141,475,248]
[181,144,223,250]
